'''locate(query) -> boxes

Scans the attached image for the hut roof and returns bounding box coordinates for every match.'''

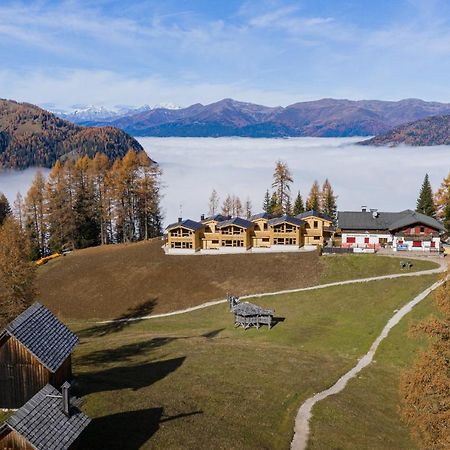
[165,219,204,232]
[4,384,90,450]
[233,302,273,317]
[216,217,254,229]
[1,302,79,373]
[268,215,305,227]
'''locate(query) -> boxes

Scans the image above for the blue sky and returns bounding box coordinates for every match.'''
[2,0,450,109]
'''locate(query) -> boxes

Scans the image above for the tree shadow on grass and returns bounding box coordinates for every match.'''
[78,407,203,449]
[77,356,186,396]
[79,298,157,337]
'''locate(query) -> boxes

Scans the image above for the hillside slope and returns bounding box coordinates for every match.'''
[0,99,145,169]
[360,114,450,146]
[69,98,450,138]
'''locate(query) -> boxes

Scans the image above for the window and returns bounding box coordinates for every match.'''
[314,236,320,241]
[413,241,422,247]
[212,240,219,244]
[364,237,369,244]
[313,221,318,228]
[420,226,425,233]
[346,237,356,243]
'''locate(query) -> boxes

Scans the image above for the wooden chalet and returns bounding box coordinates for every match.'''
[0,303,79,409]
[165,218,205,251]
[251,213,272,248]
[216,217,254,249]
[0,383,90,450]
[268,215,305,247]
[296,210,334,246]
[201,214,228,250]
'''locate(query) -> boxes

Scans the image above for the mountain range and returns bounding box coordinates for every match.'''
[360,114,450,146]
[0,99,145,170]
[59,98,450,138]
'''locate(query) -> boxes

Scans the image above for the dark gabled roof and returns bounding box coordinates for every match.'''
[3,303,79,373]
[201,214,228,223]
[296,210,333,222]
[165,219,204,232]
[250,212,273,221]
[389,210,445,232]
[268,215,305,227]
[233,302,273,317]
[337,209,445,232]
[6,384,90,450]
[216,217,254,229]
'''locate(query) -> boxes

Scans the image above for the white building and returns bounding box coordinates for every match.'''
[337,208,444,252]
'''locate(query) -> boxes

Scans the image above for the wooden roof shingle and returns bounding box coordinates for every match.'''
[3,302,79,373]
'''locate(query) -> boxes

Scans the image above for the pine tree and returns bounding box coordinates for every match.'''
[285,197,293,215]
[263,189,271,213]
[306,180,321,212]
[416,174,436,217]
[321,179,338,221]
[208,189,220,216]
[245,197,252,219]
[293,191,304,215]
[269,192,279,215]
[0,217,36,327]
[272,160,293,213]
[0,192,11,226]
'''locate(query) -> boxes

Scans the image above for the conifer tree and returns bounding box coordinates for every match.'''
[13,193,25,230]
[245,197,252,219]
[233,196,243,217]
[0,217,36,327]
[24,170,47,259]
[272,160,293,213]
[269,192,279,215]
[285,197,293,215]
[263,189,271,213]
[0,192,11,226]
[293,191,305,215]
[306,180,321,212]
[416,174,436,217]
[208,189,220,216]
[321,179,338,221]
[400,281,450,449]
[221,194,233,216]
[434,172,450,232]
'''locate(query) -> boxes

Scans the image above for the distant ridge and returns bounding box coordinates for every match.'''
[61,97,450,138]
[0,99,146,170]
[359,114,450,146]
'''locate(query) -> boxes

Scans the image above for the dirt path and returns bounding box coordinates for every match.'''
[290,272,447,450]
[96,258,446,324]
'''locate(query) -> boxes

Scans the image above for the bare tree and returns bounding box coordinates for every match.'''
[208,189,220,216]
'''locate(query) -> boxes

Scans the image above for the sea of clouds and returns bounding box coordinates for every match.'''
[1,137,450,226]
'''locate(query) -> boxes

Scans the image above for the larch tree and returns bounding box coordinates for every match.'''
[434,173,450,232]
[416,174,436,217]
[306,180,321,212]
[293,191,305,215]
[208,189,220,216]
[0,192,11,225]
[0,217,36,328]
[24,170,47,259]
[321,179,338,221]
[221,194,233,216]
[13,193,25,230]
[285,197,293,215]
[269,192,279,215]
[400,280,450,449]
[271,160,293,214]
[233,195,243,217]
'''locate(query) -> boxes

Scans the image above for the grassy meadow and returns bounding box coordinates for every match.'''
[70,273,439,449]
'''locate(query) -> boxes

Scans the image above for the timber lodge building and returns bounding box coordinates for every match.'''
[164,211,334,254]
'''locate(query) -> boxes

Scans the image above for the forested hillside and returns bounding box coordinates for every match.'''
[0,99,144,169]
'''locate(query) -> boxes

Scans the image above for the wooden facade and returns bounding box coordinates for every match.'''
[0,336,72,409]
[300,213,334,246]
[202,218,222,250]
[0,428,35,450]
[167,225,203,250]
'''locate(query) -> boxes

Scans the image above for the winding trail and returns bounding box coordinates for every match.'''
[290,267,447,450]
[96,258,446,325]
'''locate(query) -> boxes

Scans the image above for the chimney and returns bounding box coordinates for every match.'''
[61,382,71,417]
[200,214,205,221]
[177,217,182,223]
[361,206,367,212]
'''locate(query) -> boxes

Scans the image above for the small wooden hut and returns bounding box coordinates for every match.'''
[0,303,79,409]
[0,383,90,450]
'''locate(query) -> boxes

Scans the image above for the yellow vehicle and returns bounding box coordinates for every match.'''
[35,253,62,266]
